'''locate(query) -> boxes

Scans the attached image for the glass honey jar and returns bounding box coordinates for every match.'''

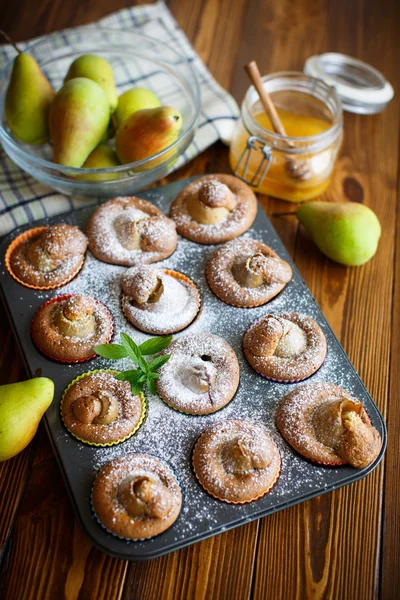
[229,72,343,202]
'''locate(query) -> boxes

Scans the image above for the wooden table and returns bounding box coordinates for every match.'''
[0,1,399,598]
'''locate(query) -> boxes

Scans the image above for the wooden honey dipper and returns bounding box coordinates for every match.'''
[245,61,312,181]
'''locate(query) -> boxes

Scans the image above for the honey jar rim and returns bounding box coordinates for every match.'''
[241,71,343,153]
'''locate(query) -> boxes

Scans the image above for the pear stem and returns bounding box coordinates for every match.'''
[0,29,22,54]
[272,211,298,218]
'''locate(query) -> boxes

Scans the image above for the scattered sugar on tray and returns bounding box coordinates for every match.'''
[26,208,377,548]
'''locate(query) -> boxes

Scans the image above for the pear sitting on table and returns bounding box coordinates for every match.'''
[0,377,54,462]
[297,201,381,266]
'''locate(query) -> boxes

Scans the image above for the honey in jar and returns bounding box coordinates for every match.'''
[229,72,343,202]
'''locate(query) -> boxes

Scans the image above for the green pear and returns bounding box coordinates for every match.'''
[50,78,110,168]
[5,52,55,144]
[115,88,161,128]
[65,54,118,112]
[78,145,120,181]
[115,106,182,170]
[297,201,381,266]
[0,377,54,462]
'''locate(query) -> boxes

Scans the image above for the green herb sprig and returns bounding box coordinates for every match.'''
[94,333,172,396]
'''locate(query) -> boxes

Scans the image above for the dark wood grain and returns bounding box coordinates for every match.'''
[0,0,399,598]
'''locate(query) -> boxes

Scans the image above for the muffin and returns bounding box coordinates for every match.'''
[276,382,382,467]
[92,453,182,539]
[156,333,240,415]
[193,419,281,503]
[121,265,201,335]
[206,238,292,307]
[5,224,87,290]
[86,196,177,266]
[243,313,327,382]
[32,294,113,363]
[61,370,146,446]
[170,174,257,244]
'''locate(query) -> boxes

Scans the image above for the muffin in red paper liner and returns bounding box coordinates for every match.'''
[121,265,201,335]
[275,382,382,467]
[192,419,281,504]
[31,294,114,363]
[61,370,146,447]
[243,312,327,383]
[5,224,87,290]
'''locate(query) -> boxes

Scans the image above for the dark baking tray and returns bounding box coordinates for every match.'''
[0,178,386,561]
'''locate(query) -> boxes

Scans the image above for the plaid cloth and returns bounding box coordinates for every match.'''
[0,0,239,236]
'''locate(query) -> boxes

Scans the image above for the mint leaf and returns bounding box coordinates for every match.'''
[146,376,157,396]
[120,333,149,373]
[115,369,142,383]
[120,333,141,363]
[94,333,173,398]
[94,343,128,359]
[139,336,172,355]
[147,372,160,379]
[131,380,144,396]
[148,354,171,371]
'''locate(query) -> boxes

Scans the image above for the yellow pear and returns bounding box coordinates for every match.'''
[65,54,118,112]
[115,88,161,129]
[49,78,110,168]
[0,377,54,461]
[78,145,120,181]
[5,52,55,144]
[297,201,381,266]
[115,106,182,170]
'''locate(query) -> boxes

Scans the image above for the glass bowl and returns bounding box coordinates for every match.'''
[0,28,201,197]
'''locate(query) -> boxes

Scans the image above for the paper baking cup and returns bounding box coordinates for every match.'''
[5,226,85,290]
[31,294,114,364]
[156,391,236,417]
[60,369,146,447]
[192,435,281,504]
[121,268,201,335]
[243,317,325,383]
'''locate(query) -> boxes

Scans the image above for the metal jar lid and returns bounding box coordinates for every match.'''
[304,53,394,114]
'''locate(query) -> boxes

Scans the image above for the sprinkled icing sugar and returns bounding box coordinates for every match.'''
[61,370,144,446]
[121,269,200,334]
[200,179,230,203]
[87,198,177,265]
[192,419,281,503]
[155,334,239,414]
[174,189,247,236]
[170,176,257,244]
[206,238,291,306]
[32,294,113,362]
[9,224,87,287]
[243,313,327,381]
[13,198,381,552]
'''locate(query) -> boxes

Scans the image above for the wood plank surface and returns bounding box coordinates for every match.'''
[0,0,399,599]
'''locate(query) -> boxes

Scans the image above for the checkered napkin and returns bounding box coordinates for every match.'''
[0,0,239,236]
